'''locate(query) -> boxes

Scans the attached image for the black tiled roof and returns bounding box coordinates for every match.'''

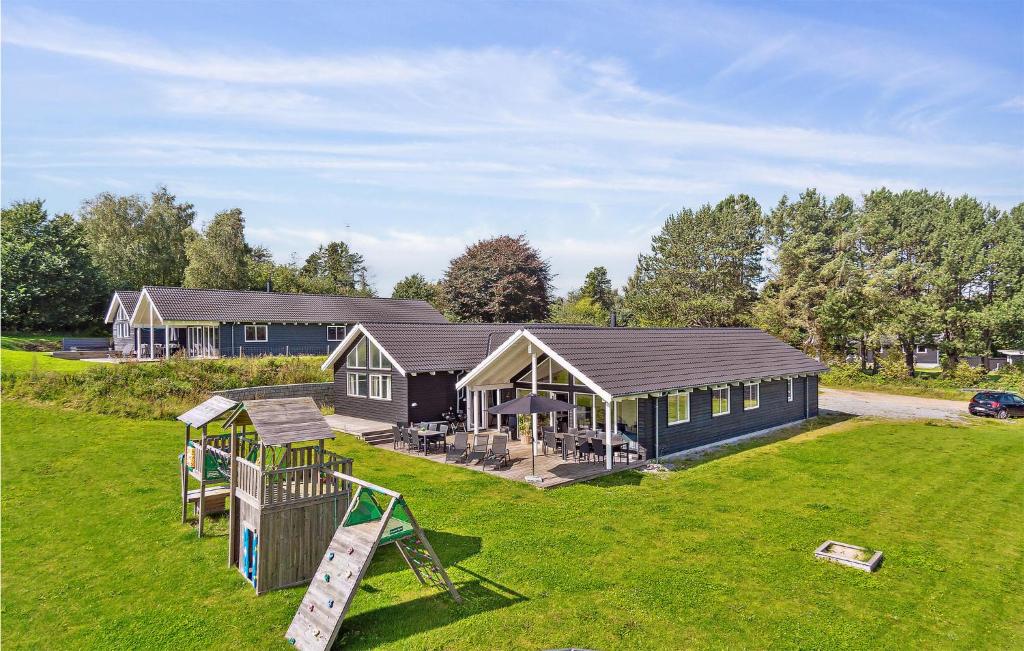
[528,326,829,396]
[358,322,525,372]
[357,322,825,395]
[115,290,141,313]
[142,286,448,324]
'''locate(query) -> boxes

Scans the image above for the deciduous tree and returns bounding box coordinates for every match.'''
[183,209,250,290]
[441,235,552,322]
[1,200,107,331]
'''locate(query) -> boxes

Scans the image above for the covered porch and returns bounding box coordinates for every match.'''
[456,330,645,471]
[392,427,646,488]
[130,291,221,360]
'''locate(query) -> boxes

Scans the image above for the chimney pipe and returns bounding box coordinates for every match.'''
[609,309,617,328]
[266,279,273,293]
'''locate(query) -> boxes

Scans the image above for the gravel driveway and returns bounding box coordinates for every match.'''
[819,387,970,421]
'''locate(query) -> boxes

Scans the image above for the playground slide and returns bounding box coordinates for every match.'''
[285,518,390,651]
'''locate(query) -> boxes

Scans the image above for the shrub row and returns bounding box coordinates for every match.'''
[1,356,331,419]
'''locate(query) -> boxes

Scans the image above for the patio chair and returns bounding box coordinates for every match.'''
[409,430,424,454]
[561,434,577,462]
[576,437,591,463]
[542,428,558,455]
[482,434,511,470]
[391,425,402,449]
[428,422,439,431]
[396,421,409,429]
[499,424,517,441]
[437,423,449,435]
[466,434,489,464]
[591,439,607,465]
[446,431,469,463]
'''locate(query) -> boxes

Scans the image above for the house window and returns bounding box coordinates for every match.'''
[368,339,391,370]
[327,326,345,341]
[347,372,368,397]
[369,374,391,400]
[667,391,690,424]
[787,378,794,402]
[574,393,594,429]
[244,325,268,342]
[712,386,730,417]
[346,338,367,368]
[916,345,928,354]
[516,358,569,384]
[744,382,759,410]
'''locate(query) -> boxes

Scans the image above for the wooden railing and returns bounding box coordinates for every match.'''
[232,447,352,507]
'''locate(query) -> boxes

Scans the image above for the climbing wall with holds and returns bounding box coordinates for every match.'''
[285,517,390,650]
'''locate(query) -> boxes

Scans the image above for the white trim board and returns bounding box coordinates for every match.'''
[318,324,406,376]
[456,329,612,401]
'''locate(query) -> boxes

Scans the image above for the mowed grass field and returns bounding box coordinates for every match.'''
[2,401,1022,650]
[0,335,91,374]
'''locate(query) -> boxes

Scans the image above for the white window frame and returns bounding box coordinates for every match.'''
[369,373,391,401]
[712,385,730,417]
[244,324,268,342]
[347,372,368,397]
[667,390,690,425]
[743,382,760,410]
[346,338,367,368]
[327,326,346,341]
[916,345,929,354]
[368,340,392,370]
[787,378,794,402]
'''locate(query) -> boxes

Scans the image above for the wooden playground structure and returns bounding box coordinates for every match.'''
[177,396,461,647]
[179,396,354,593]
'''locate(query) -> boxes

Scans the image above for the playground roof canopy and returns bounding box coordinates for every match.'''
[224,397,335,445]
[176,395,239,428]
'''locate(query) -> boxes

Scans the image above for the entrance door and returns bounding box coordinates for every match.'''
[187,326,220,358]
[241,526,258,586]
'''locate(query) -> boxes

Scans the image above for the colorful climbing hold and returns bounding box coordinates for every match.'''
[347,546,354,554]
[328,552,335,561]
[288,637,296,645]
[309,604,315,612]
[328,599,334,608]
[346,570,353,579]
[324,573,331,582]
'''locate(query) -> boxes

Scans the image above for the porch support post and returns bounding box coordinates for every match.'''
[605,399,612,470]
[165,325,170,359]
[473,391,480,435]
[136,325,141,360]
[149,302,154,360]
[531,348,538,455]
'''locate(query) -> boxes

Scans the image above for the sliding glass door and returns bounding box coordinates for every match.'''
[186,326,220,358]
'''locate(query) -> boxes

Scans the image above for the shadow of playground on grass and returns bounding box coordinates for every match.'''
[364,530,482,579]
[341,565,528,649]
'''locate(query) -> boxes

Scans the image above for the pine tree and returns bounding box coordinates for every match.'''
[624,195,763,327]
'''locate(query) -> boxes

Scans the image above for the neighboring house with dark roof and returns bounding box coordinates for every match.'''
[321,323,827,461]
[126,286,447,359]
[104,290,162,355]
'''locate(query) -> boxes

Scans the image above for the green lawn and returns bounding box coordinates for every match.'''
[2,402,1022,649]
[0,348,92,374]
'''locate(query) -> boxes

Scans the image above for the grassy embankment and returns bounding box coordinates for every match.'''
[2,399,1022,650]
[1,343,330,418]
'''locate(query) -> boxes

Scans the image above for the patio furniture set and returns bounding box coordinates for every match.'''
[541,426,635,464]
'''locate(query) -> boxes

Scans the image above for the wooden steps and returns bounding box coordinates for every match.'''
[359,431,393,446]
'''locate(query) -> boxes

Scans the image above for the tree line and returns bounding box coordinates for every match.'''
[2,188,372,331]
[4,185,1022,379]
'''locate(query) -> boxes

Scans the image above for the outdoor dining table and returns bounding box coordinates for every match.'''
[414,427,448,454]
[556,431,634,463]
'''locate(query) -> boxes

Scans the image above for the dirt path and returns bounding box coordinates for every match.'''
[820,387,970,421]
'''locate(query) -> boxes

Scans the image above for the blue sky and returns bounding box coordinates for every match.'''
[3,1,1022,294]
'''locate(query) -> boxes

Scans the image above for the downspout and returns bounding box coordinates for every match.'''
[804,376,809,419]
[655,397,660,462]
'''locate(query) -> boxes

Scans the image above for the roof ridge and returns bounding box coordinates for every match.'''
[141,285,433,304]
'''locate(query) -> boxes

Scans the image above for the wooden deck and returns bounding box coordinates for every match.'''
[384,431,646,489]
